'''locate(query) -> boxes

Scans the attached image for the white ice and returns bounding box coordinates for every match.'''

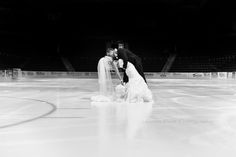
[0,78,236,157]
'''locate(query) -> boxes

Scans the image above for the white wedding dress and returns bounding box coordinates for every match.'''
[91,57,153,103]
[124,62,153,103]
[91,56,115,102]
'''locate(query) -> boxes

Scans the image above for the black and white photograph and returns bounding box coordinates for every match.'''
[1,0,236,157]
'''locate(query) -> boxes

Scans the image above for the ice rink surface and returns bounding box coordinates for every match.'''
[1,78,236,157]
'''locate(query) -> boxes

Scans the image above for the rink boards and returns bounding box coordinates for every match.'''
[0,69,236,80]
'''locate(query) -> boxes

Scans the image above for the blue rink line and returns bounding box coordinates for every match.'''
[0,96,57,129]
[41,117,84,119]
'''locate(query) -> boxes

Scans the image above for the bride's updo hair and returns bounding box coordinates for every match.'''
[106,48,114,56]
[106,48,113,53]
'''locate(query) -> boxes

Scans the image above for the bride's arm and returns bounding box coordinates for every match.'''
[112,61,123,85]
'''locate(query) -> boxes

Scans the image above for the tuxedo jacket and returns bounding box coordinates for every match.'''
[117,48,140,69]
[116,48,146,83]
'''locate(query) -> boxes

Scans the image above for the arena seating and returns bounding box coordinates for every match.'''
[1,53,236,72]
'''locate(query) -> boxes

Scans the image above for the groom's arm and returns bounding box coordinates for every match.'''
[123,71,128,83]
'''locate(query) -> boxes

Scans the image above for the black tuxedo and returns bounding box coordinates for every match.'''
[116,48,146,83]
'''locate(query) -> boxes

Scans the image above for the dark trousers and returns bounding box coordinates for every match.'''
[123,57,147,83]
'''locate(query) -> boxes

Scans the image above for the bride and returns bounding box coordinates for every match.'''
[91,48,121,102]
[91,49,153,103]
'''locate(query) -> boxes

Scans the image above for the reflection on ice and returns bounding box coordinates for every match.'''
[125,102,153,139]
[91,102,153,156]
[91,102,153,139]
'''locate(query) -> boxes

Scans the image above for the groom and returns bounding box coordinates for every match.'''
[113,48,147,84]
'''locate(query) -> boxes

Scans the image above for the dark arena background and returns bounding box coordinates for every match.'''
[1,1,236,157]
[0,0,236,72]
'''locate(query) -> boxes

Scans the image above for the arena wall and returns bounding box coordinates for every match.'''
[0,69,235,80]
